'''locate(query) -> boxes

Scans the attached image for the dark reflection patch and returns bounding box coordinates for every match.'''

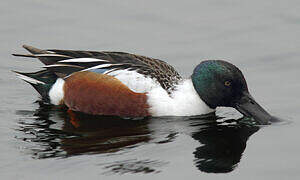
[101,159,168,175]
[191,120,259,173]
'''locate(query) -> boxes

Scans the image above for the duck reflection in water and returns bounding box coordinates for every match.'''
[17,102,151,158]
[190,116,259,173]
[16,102,260,174]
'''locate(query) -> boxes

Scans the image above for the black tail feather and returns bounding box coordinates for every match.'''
[12,53,36,58]
[14,70,58,102]
[13,45,72,65]
[22,45,49,55]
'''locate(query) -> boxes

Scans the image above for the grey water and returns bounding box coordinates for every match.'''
[1,0,300,179]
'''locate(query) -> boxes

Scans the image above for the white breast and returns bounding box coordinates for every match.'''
[147,79,215,116]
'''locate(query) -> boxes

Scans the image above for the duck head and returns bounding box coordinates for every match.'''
[191,60,272,125]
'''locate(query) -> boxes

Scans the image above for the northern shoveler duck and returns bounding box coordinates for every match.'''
[13,45,272,124]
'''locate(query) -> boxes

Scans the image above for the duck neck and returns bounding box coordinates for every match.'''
[168,78,215,115]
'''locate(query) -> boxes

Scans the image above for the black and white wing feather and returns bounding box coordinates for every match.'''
[13,45,183,92]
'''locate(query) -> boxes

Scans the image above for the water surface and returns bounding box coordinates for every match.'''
[1,0,300,179]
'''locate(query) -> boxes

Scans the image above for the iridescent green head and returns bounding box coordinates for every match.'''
[191,60,248,108]
[191,60,272,125]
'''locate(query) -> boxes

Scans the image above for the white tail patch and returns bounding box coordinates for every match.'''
[49,78,65,105]
[16,74,45,85]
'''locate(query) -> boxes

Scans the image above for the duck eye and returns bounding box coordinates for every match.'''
[224,81,231,87]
